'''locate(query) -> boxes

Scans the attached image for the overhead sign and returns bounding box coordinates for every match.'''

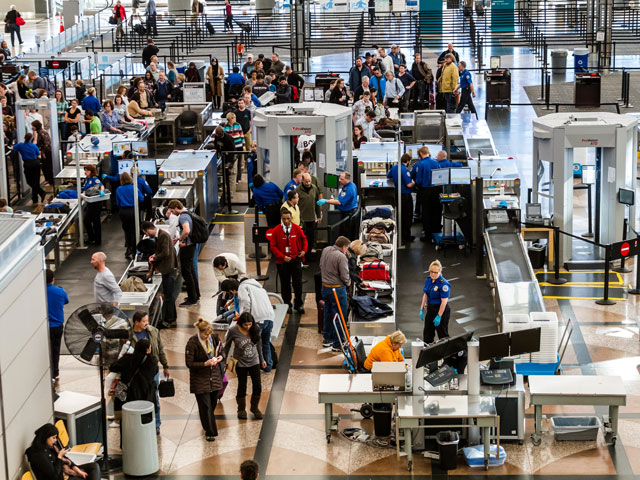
[610,237,640,261]
[46,60,71,69]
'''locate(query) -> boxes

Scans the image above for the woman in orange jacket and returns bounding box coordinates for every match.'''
[364,330,407,371]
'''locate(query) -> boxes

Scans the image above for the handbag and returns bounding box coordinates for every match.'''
[218,373,228,399]
[108,15,118,24]
[360,260,391,282]
[113,356,146,401]
[158,377,175,397]
[16,17,25,26]
[225,356,238,373]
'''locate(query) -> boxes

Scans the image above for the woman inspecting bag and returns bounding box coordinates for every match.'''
[185,318,225,442]
[420,259,451,344]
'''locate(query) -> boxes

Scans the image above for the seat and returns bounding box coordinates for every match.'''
[21,472,33,480]
[437,197,467,254]
[176,110,199,142]
[55,420,101,457]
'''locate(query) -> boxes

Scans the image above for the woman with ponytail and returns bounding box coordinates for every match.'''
[224,312,265,420]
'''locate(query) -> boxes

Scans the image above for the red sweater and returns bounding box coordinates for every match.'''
[267,223,308,264]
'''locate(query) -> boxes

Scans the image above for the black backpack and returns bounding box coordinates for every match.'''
[185,211,209,243]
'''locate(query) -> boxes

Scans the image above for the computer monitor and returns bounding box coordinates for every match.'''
[137,159,158,175]
[117,160,134,175]
[431,168,449,187]
[324,173,339,189]
[510,327,541,356]
[526,203,542,217]
[618,188,635,206]
[416,331,473,369]
[478,332,510,361]
[450,167,471,185]
[131,141,149,156]
[112,141,131,157]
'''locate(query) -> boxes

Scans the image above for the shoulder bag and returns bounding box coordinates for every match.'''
[113,356,147,401]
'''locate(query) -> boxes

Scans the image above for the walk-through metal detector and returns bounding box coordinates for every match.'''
[532,112,637,265]
[252,102,353,197]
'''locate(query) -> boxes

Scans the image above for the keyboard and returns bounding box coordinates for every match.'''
[425,365,457,387]
[480,368,514,385]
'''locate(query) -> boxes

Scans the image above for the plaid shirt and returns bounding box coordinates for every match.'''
[56,100,68,123]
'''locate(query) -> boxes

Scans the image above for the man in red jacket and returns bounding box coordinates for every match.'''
[267,208,308,314]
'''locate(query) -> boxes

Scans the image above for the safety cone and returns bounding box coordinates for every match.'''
[59,14,64,32]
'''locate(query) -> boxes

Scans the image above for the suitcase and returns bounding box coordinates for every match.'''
[205,21,215,35]
[270,342,278,369]
[235,20,251,33]
[133,23,146,35]
[317,299,324,334]
[475,1,484,15]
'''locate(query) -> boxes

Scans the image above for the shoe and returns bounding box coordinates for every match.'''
[179,300,197,307]
[294,306,305,314]
[323,342,332,348]
[156,427,160,435]
[331,346,342,352]
[237,396,247,419]
[205,435,216,442]
[250,395,263,419]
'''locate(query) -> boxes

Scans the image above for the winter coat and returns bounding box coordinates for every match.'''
[185,334,224,394]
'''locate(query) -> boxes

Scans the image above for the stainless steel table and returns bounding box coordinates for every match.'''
[318,373,409,443]
[528,375,626,445]
[396,394,499,471]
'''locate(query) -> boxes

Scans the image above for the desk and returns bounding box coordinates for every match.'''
[521,227,554,263]
[54,391,102,445]
[318,373,409,443]
[396,395,499,471]
[528,375,626,445]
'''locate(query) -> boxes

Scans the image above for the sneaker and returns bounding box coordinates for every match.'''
[156,427,161,435]
[179,300,197,307]
[205,435,216,442]
[294,306,305,314]
[322,342,332,348]
[331,346,342,352]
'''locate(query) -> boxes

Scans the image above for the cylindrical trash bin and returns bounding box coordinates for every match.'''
[573,48,590,72]
[528,243,547,269]
[372,403,392,437]
[122,400,159,476]
[436,431,460,470]
[550,49,568,74]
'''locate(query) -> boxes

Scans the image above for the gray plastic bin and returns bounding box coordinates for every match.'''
[551,416,601,441]
[122,400,159,476]
[550,49,568,73]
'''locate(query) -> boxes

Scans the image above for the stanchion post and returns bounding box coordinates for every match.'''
[596,244,616,305]
[582,183,594,238]
[546,226,567,285]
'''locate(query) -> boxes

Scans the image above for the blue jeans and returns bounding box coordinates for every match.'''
[154,372,161,428]
[322,285,347,348]
[259,320,273,372]
[444,92,455,113]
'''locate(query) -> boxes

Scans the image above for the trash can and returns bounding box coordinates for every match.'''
[122,400,159,476]
[573,47,590,72]
[372,403,392,437]
[528,243,547,269]
[550,49,568,74]
[551,416,602,441]
[436,431,460,470]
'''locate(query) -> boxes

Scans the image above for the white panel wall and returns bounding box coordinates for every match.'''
[0,246,53,480]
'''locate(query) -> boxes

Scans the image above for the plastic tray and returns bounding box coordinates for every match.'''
[551,416,601,441]
[462,445,506,467]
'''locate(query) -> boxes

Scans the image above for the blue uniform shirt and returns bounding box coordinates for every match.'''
[412,156,440,187]
[227,72,245,88]
[459,69,473,89]
[284,179,299,199]
[423,275,451,305]
[387,164,413,194]
[13,142,40,160]
[137,176,153,196]
[82,175,103,192]
[337,181,358,212]
[46,283,69,328]
[440,160,463,168]
[253,182,284,208]
[115,183,144,207]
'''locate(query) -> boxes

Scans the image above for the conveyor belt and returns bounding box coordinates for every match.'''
[487,231,535,283]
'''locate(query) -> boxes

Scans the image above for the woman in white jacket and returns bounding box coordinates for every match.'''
[221,278,275,372]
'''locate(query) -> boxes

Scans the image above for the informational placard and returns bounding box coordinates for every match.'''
[314,88,324,101]
[183,82,207,103]
[304,88,315,101]
[375,0,390,11]
[491,0,515,32]
[320,0,335,11]
[610,238,640,261]
[335,0,349,11]
[65,86,76,100]
[392,0,406,12]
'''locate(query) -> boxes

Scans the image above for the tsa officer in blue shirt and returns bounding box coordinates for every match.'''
[435,150,462,169]
[323,171,358,238]
[455,60,477,117]
[387,153,415,243]
[46,269,69,381]
[115,171,144,259]
[420,260,451,344]
[252,174,284,226]
[412,146,441,241]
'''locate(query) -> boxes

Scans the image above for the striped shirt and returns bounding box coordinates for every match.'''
[224,122,245,150]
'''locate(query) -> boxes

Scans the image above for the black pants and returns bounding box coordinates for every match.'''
[23,160,45,203]
[277,258,303,308]
[84,202,102,244]
[368,7,375,25]
[423,304,450,344]
[49,325,64,378]
[302,220,317,252]
[146,14,158,35]
[195,391,219,436]
[41,153,54,185]
[69,462,101,480]
[224,14,233,31]
[339,208,357,239]
[179,244,200,302]
[161,269,178,323]
[413,79,427,109]
[420,186,441,238]
[400,193,413,242]
[119,206,136,249]
[456,87,477,115]
[236,363,261,397]
[264,202,281,227]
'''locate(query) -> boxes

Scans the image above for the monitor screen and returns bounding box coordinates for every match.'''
[450,167,471,185]
[112,141,131,157]
[325,173,339,189]
[117,160,133,175]
[431,168,449,187]
[526,203,542,217]
[416,331,473,369]
[131,141,149,156]
[619,188,635,206]
[478,332,510,361]
[509,327,541,356]
[137,159,158,175]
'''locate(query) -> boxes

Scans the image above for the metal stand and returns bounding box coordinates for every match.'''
[546,226,567,285]
[596,245,616,305]
[582,183,594,238]
[74,137,86,249]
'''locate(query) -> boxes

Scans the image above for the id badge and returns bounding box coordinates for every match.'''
[285,246,290,254]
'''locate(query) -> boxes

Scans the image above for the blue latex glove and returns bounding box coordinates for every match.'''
[101,174,107,179]
[99,190,105,196]
[498,200,508,209]
[316,199,328,206]
[419,309,424,322]
[433,315,441,327]
[248,182,253,188]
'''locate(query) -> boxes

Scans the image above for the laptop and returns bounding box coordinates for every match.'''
[525,203,543,224]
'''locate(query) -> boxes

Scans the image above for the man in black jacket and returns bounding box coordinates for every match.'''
[213,126,236,206]
[142,38,159,67]
[276,76,292,104]
[411,52,434,110]
[285,65,305,91]
[437,42,460,65]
